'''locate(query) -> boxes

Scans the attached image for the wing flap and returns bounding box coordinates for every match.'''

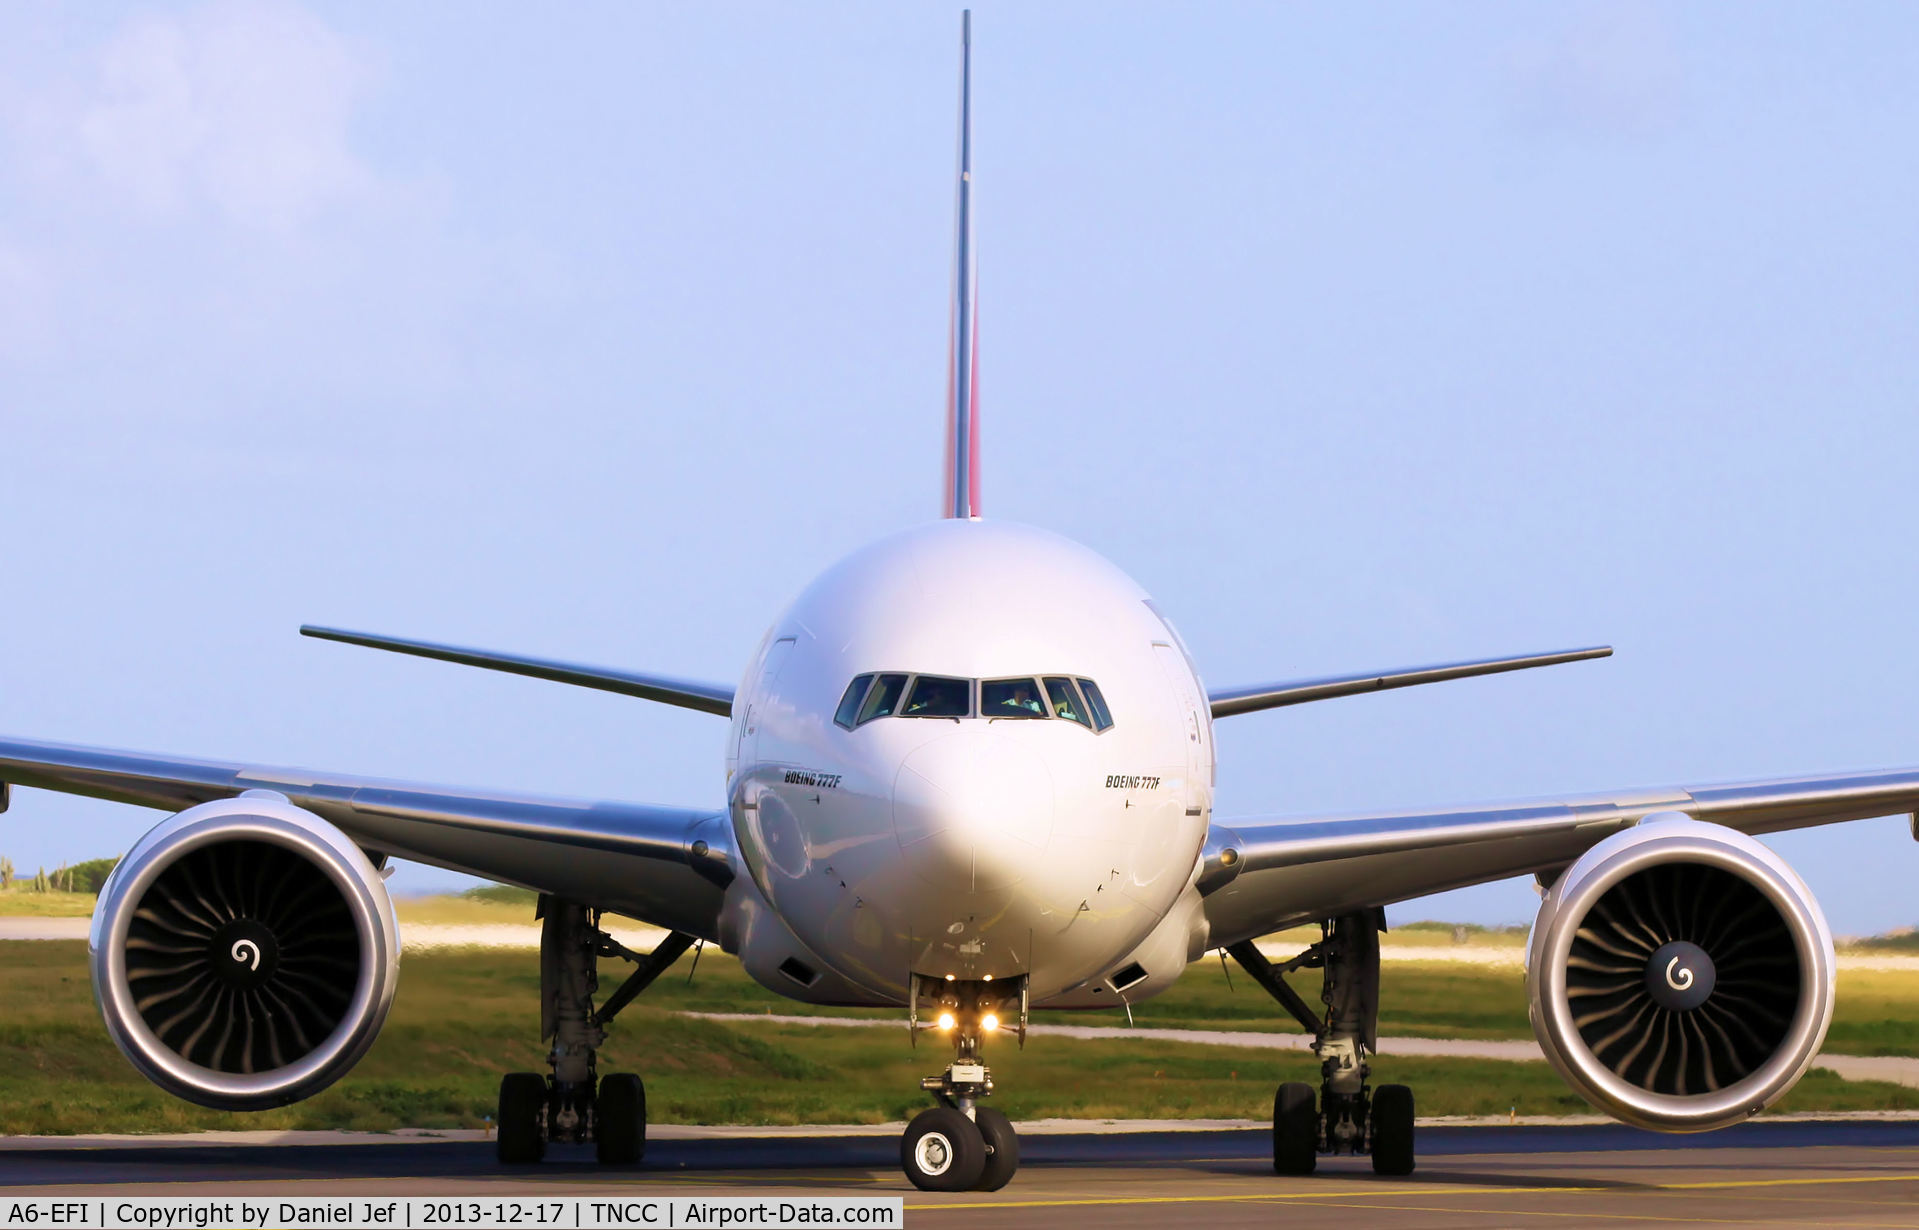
[0,734,732,938]
[1203,766,1919,947]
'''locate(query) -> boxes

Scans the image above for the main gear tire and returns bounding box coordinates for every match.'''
[497,1072,547,1164]
[1273,1081,1317,1176]
[1370,1084,1415,1176]
[596,1073,647,1166]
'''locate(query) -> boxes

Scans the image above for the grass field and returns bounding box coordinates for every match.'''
[0,887,544,925]
[6,939,1919,1135]
[0,889,98,917]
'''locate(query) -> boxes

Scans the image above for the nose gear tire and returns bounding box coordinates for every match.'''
[497,1072,547,1164]
[902,1107,986,1192]
[1273,1081,1317,1175]
[1370,1084,1415,1176]
[596,1073,647,1166]
[972,1107,1019,1191]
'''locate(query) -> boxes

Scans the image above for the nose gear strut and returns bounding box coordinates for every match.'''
[1227,909,1415,1176]
[900,973,1026,1192]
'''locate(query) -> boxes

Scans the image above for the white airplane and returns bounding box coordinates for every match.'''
[0,11,1907,1193]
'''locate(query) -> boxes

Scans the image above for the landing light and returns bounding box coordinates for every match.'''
[945,974,955,981]
[937,1012,957,1031]
[981,1013,1000,1032]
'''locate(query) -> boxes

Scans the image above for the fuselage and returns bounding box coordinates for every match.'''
[718,519,1216,1007]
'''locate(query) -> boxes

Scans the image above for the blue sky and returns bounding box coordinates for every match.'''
[2,2,1917,930]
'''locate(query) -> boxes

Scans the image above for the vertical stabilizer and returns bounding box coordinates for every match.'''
[942,11,980,519]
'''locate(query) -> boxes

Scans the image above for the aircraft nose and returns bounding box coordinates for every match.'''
[894,731,1053,890]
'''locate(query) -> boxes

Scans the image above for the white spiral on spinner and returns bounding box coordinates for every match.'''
[1664,955,1693,992]
[231,938,261,972]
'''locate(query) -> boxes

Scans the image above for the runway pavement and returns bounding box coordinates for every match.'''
[7,1120,1919,1226]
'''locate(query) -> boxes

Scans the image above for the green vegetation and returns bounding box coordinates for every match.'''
[5,940,1919,1135]
[0,879,551,925]
[1385,920,1530,945]
[63,857,120,895]
[459,884,539,908]
[1847,929,1919,952]
[0,889,96,917]
[1055,957,1534,1039]
[0,852,118,915]
[1131,954,1919,1052]
[1819,969,1919,1056]
[392,892,534,927]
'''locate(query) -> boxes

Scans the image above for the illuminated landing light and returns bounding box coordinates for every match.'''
[937,1012,957,1031]
[981,1013,1000,1032]
[945,974,956,982]
[983,974,993,982]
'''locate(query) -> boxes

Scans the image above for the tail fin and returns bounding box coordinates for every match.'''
[942,10,980,519]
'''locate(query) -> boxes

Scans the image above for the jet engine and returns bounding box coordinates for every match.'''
[1527,814,1834,1132]
[90,794,400,1110]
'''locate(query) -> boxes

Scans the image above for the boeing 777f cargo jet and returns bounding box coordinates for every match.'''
[1,13,1909,1191]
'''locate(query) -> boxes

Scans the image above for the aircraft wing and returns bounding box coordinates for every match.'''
[0,734,733,940]
[1208,646,1611,719]
[300,626,735,717]
[1202,766,1919,947]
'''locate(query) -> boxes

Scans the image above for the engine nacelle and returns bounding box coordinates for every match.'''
[1528,815,1834,1132]
[90,794,400,1110]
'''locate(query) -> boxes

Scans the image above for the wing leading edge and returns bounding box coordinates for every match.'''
[301,626,734,716]
[1208,646,1611,719]
[1201,766,1919,948]
[1205,644,1611,721]
[0,734,733,939]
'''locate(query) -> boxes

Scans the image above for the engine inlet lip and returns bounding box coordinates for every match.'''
[90,795,399,1110]
[1532,820,1834,1133]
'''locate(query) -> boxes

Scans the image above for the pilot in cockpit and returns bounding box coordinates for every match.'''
[982,677,1046,717]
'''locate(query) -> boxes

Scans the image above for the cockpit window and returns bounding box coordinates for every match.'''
[1043,677,1091,727]
[982,677,1048,718]
[858,673,909,724]
[1077,678,1115,732]
[902,674,971,718]
[834,674,874,729]
[839,672,1112,730]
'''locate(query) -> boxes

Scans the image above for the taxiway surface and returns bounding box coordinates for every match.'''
[6,1121,1919,1226]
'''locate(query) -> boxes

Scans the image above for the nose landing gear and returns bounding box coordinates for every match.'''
[900,974,1026,1191]
[1228,910,1415,1177]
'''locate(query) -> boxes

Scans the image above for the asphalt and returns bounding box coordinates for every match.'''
[8,1120,1919,1226]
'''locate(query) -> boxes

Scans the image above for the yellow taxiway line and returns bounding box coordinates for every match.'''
[906,1171,1919,1212]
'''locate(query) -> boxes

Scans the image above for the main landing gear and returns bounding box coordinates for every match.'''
[496,896,695,1166]
[899,974,1026,1191]
[1227,910,1415,1177]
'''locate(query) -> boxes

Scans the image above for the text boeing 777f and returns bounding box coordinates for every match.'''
[1,11,1911,1191]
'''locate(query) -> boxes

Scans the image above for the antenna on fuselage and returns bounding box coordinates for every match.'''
[942,10,981,520]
